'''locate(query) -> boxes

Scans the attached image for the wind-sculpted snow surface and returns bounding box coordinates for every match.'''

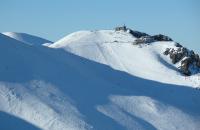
[0,31,200,130]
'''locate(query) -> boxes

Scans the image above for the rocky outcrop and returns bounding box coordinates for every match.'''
[132,34,173,45]
[133,36,155,44]
[164,46,200,76]
[152,34,173,41]
[114,26,199,76]
[128,29,150,38]
[114,26,149,38]
[196,54,200,67]
[164,47,188,64]
[130,32,173,44]
[180,57,192,75]
[115,26,172,42]
[174,42,182,47]
[115,25,127,32]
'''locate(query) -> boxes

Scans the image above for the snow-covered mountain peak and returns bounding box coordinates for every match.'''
[0,27,200,130]
[49,27,200,87]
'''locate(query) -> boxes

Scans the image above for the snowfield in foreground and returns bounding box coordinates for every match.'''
[0,30,200,130]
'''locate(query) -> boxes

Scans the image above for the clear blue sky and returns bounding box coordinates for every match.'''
[1,0,200,53]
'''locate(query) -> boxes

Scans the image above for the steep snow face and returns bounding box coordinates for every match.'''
[0,32,200,130]
[50,30,200,87]
[2,32,52,46]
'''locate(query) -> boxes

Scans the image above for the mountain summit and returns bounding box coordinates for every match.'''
[50,27,200,86]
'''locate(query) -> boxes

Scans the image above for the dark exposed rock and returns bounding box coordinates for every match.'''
[183,48,188,55]
[128,29,149,38]
[133,38,144,45]
[115,26,149,38]
[115,25,127,32]
[194,54,200,67]
[166,48,185,64]
[163,45,200,76]
[197,60,200,68]
[189,50,195,59]
[116,26,172,43]
[115,26,172,42]
[152,34,173,41]
[133,33,173,44]
[163,48,170,55]
[176,52,184,62]
[180,57,192,76]
[133,36,155,44]
[171,53,177,64]
[194,54,199,61]
[175,42,182,47]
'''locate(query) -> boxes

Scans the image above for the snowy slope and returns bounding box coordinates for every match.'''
[2,32,53,46]
[0,111,40,130]
[50,30,200,87]
[0,31,200,130]
[0,33,91,130]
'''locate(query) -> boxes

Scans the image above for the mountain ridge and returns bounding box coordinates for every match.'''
[2,32,53,46]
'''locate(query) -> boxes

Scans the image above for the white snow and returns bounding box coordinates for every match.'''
[0,30,200,130]
[2,32,53,46]
[97,95,200,130]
